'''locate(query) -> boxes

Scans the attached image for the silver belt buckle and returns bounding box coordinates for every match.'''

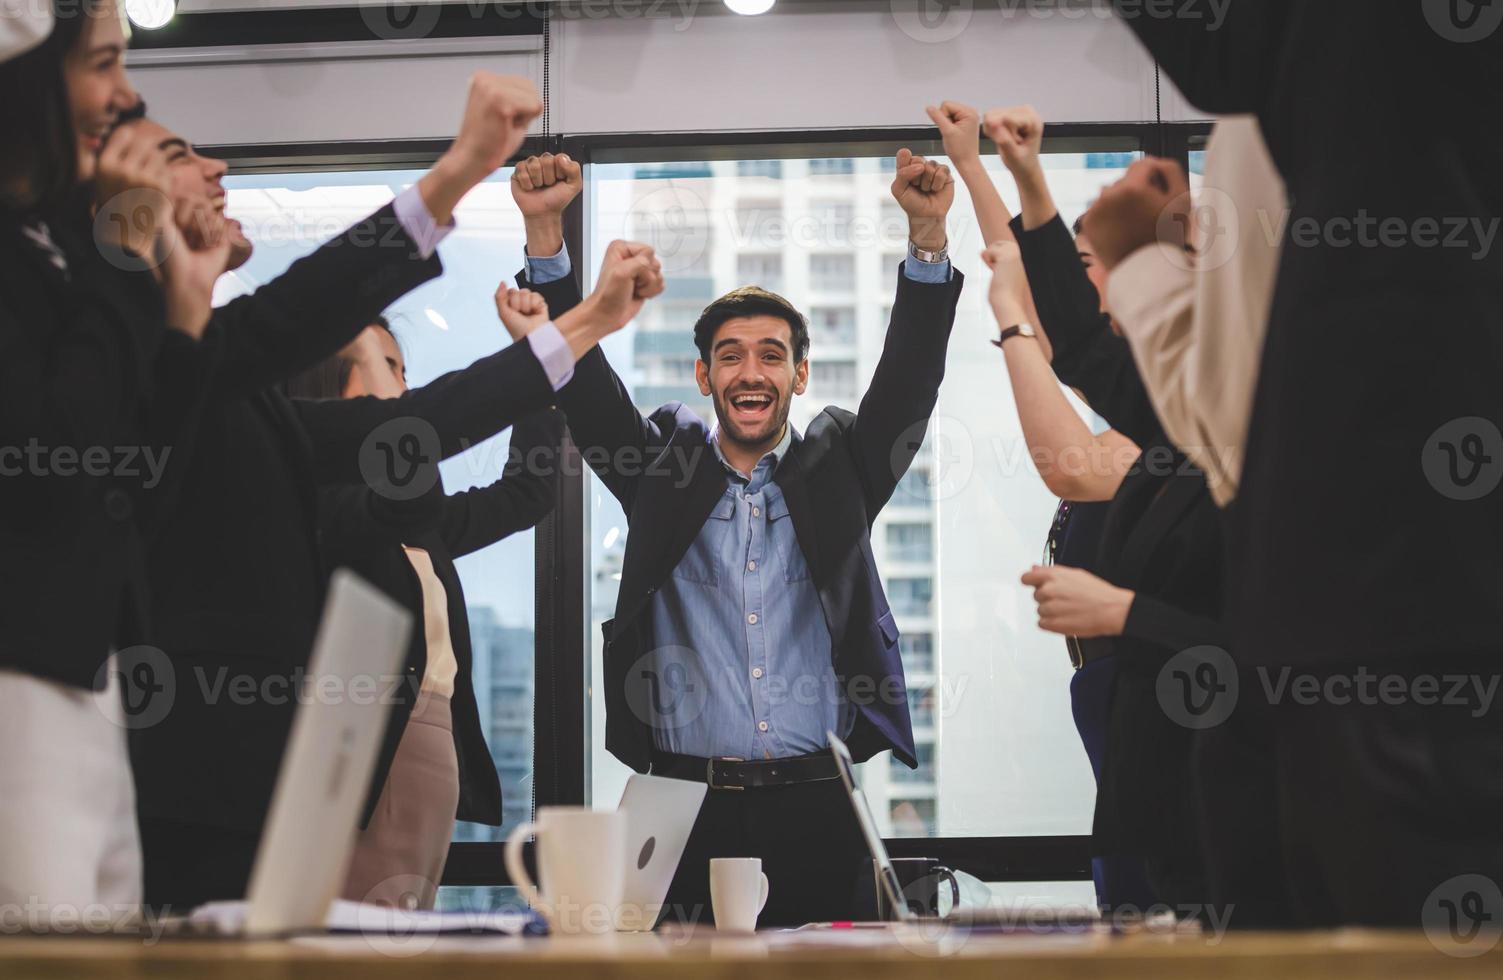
[707,756,746,791]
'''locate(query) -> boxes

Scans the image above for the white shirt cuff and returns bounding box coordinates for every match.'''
[392,185,455,261]
[526,321,575,391]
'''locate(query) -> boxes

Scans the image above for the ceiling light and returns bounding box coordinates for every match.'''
[724,0,776,14]
[125,0,176,30]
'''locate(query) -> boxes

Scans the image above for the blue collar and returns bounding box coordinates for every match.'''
[710,422,797,487]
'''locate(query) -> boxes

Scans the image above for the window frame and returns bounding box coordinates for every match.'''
[203,120,1213,892]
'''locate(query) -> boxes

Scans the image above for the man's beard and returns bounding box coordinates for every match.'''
[713,384,792,449]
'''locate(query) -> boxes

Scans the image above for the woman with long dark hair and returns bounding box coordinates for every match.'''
[287,314,563,910]
[0,0,218,917]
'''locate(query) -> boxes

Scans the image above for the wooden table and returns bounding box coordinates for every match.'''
[2,925,1499,980]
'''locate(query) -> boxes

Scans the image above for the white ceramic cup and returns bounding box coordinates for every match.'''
[710,858,770,933]
[504,807,626,936]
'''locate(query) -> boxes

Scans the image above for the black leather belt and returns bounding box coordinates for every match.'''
[650,751,841,791]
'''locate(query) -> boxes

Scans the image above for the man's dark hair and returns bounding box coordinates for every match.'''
[0,4,85,215]
[1072,215,1086,236]
[692,287,810,364]
[285,315,396,400]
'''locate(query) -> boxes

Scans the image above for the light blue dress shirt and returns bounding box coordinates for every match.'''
[526,244,950,760]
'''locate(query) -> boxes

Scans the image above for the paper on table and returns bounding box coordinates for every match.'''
[188,899,547,936]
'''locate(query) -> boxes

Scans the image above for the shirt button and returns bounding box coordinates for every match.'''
[758,722,769,733]
[747,613,758,625]
[752,667,764,679]
[747,560,757,571]
[752,507,761,518]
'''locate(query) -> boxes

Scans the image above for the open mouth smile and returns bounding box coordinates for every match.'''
[729,391,775,423]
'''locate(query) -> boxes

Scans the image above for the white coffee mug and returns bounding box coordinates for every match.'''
[710,858,770,933]
[504,807,626,936]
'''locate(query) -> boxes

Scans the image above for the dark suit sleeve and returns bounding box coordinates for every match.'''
[848,266,965,517]
[1111,0,1287,115]
[0,262,164,466]
[526,267,665,514]
[439,408,564,559]
[290,341,558,486]
[201,204,442,399]
[1122,594,1225,654]
[316,479,445,563]
[1012,214,1163,448]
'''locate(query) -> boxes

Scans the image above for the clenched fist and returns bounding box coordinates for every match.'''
[1079,157,1193,271]
[984,105,1044,179]
[512,152,582,218]
[1021,565,1134,639]
[421,73,543,227]
[93,122,173,260]
[926,101,982,168]
[450,72,543,181]
[981,241,1028,324]
[551,241,666,361]
[891,148,955,252]
[495,286,552,342]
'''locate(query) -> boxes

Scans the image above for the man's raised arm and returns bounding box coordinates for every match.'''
[851,149,965,514]
[206,73,545,398]
[502,153,669,511]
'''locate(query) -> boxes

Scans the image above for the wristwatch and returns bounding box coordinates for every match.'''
[908,240,949,265]
[992,323,1038,349]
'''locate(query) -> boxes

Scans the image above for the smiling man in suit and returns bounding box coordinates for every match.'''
[500,149,965,926]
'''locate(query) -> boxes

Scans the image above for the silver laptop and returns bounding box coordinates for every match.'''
[828,732,1100,932]
[166,570,413,938]
[611,774,707,931]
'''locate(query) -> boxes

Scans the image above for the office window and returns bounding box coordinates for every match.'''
[809,306,857,348]
[886,522,934,563]
[808,158,855,176]
[810,199,855,244]
[734,199,783,248]
[810,253,856,292]
[586,151,1136,848]
[737,252,785,293]
[738,159,783,180]
[888,577,934,618]
[811,360,858,400]
[900,632,935,675]
[221,168,541,911]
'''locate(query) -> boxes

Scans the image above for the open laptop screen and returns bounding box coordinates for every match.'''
[828,732,911,923]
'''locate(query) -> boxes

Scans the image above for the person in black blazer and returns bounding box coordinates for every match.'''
[499,152,965,926]
[987,112,1224,913]
[286,318,563,910]
[115,106,663,908]
[0,6,246,915]
[1095,2,1503,930]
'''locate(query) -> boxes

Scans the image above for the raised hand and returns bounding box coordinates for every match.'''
[1079,157,1193,271]
[156,217,233,339]
[981,241,1028,324]
[926,101,982,168]
[512,153,583,218]
[891,148,955,252]
[494,285,552,342]
[93,123,173,260]
[984,105,1044,178]
[421,73,543,226]
[553,240,665,359]
[449,72,544,181]
[513,152,582,257]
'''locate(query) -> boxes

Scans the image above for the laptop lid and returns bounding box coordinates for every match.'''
[828,732,915,923]
[615,774,708,931]
[242,570,413,938]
